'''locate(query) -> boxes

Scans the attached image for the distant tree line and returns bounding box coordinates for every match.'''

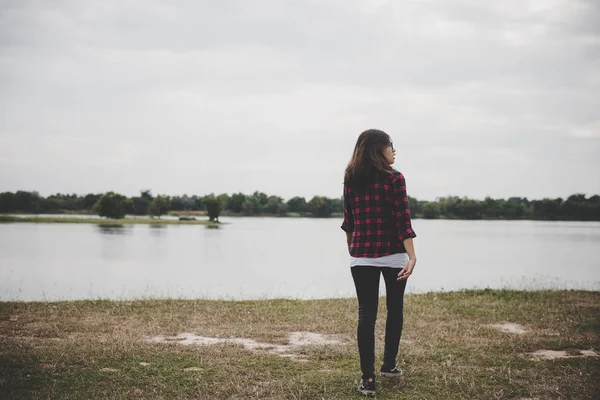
[0,190,342,220]
[0,190,599,221]
[409,194,600,221]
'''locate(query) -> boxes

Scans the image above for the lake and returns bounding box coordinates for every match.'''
[0,217,599,301]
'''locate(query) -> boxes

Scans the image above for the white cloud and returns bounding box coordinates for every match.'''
[568,121,600,139]
[0,0,598,200]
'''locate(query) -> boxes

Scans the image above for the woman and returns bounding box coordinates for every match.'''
[341,129,417,396]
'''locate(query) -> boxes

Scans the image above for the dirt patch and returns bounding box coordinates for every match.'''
[489,323,528,334]
[539,329,560,336]
[529,349,598,360]
[288,332,343,346]
[147,331,343,362]
[100,367,119,372]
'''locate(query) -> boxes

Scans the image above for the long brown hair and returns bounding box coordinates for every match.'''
[344,129,394,185]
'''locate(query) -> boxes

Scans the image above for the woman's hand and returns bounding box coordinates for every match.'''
[397,257,416,280]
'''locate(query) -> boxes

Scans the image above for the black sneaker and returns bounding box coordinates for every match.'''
[357,377,376,396]
[380,365,403,377]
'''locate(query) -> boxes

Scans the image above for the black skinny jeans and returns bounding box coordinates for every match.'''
[351,266,407,379]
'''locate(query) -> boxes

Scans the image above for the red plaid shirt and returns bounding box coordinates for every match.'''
[341,171,416,257]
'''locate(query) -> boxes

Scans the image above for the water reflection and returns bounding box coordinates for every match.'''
[1,218,599,301]
[149,224,167,236]
[96,224,129,235]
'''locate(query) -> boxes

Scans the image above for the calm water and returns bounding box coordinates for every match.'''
[0,218,599,301]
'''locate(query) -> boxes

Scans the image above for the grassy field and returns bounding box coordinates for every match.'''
[0,215,219,226]
[0,290,598,399]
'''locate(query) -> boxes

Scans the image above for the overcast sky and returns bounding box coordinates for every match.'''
[1,0,598,201]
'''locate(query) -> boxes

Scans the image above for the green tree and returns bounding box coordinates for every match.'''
[561,194,587,221]
[287,196,308,213]
[204,197,223,222]
[170,196,185,211]
[481,197,501,219]
[93,192,133,219]
[308,196,331,217]
[217,193,231,209]
[13,191,43,213]
[531,198,563,220]
[168,194,196,211]
[503,197,529,219]
[438,196,461,219]
[132,190,153,215]
[421,201,441,219]
[264,196,287,215]
[82,193,102,211]
[0,192,14,213]
[45,193,80,211]
[149,195,171,218]
[588,195,600,220]
[227,193,246,213]
[252,191,269,209]
[193,196,205,211]
[327,197,343,214]
[408,195,419,217]
[41,196,62,213]
[242,196,260,215]
[459,199,482,219]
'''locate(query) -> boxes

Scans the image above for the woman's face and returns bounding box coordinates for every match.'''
[383,141,396,165]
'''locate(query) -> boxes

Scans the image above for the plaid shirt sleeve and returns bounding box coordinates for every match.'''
[340,186,354,232]
[392,173,417,241]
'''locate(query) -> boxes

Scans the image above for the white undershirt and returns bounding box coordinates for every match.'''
[350,252,409,268]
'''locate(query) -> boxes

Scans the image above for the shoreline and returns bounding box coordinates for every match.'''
[0,215,221,226]
[3,288,599,304]
[0,288,600,304]
[2,212,599,222]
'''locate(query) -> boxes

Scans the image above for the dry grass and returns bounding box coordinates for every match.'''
[0,290,598,399]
